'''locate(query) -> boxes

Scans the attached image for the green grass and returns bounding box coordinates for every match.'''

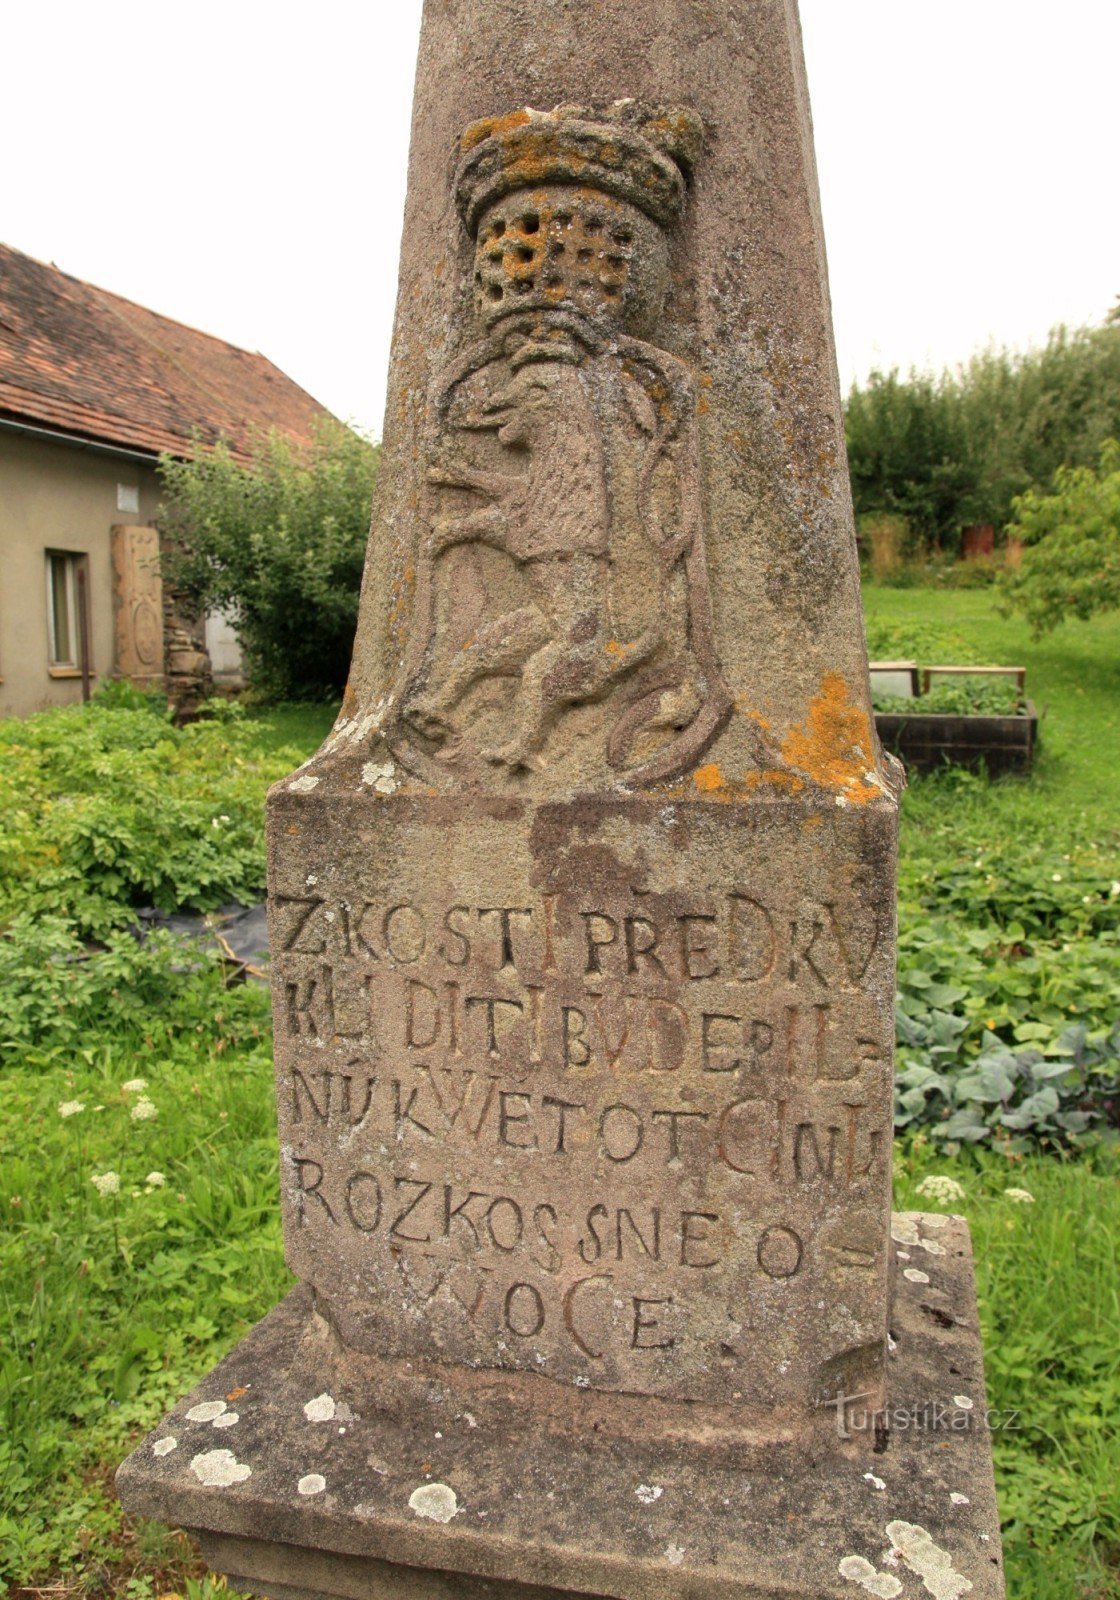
[871,588,1120,1596]
[234,699,338,759]
[896,1139,1120,1599]
[863,586,1120,829]
[2,599,1119,1598]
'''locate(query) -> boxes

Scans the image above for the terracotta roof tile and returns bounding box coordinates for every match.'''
[0,242,333,463]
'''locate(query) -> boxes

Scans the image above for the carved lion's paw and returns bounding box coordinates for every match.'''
[403,696,456,742]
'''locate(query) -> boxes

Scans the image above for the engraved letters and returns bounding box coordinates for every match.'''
[274,853,893,1394]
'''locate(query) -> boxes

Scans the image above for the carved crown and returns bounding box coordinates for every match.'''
[455,101,704,236]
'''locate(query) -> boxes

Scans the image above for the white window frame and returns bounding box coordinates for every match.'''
[45,549,85,670]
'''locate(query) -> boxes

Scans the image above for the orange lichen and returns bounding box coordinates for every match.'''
[747,769,806,796]
[692,762,726,794]
[734,699,773,732]
[663,764,807,804]
[461,109,532,153]
[780,672,882,803]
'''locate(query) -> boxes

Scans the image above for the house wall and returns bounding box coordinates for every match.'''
[0,430,162,718]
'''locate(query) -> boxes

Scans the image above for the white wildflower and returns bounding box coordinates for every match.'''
[1004,1187,1036,1204]
[145,1171,166,1188]
[91,1171,121,1197]
[130,1097,159,1122]
[121,1078,148,1094]
[1051,873,1062,882]
[914,1175,965,1204]
[58,1100,86,1118]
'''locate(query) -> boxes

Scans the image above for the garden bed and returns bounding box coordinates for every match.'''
[871,664,1037,775]
[876,699,1039,775]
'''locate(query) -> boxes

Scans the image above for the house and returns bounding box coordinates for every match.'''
[0,242,332,717]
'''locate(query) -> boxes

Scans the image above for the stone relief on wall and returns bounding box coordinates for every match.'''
[386,104,731,788]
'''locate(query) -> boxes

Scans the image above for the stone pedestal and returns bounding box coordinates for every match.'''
[117,1214,1005,1599]
[264,786,897,1426]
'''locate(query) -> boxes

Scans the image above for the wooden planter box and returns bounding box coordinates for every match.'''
[875,700,1038,776]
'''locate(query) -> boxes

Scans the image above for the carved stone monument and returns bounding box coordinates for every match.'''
[118,3,1006,1596]
[111,523,164,687]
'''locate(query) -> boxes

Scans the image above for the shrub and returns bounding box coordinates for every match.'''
[159,419,378,698]
[1000,440,1120,635]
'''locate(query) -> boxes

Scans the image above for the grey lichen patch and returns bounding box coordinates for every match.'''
[409,1482,459,1523]
[666,1544,685,1567]
[212,1411,239,1429]
[953,1395,975,1410]
[361,760,399,795]
[152,1436,177,1457]
[892,1214,950,1257]
[863,1472,886,1491]
[288,775,320,793]
[635,1484,663,1504]
[186,1401,228,1423]
[323,703,387,757]
[886,1521,974,1599]
[190,1449,251,1487]
[903,1268,931,1285]
[838,1556,902,1597]
[297,1473,327,1497]
[303,1393,337,1422]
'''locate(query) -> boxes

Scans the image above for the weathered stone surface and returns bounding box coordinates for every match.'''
[117,0,1005,1591]
[348,0,877,787]
[117,1216,1006,1599]
[262,0,901,1432]
[111,523,164,685]
[270,787,895,1423]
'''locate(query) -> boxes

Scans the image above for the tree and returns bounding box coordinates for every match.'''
[159,420,378,698]
[845,312,1120,549]
[1000,441,1120,634]
[844,368,977,552]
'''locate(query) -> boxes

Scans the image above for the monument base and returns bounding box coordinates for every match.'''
[117,1215,1005,1599]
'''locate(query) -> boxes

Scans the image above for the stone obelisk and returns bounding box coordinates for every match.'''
[119,3,1005,1595]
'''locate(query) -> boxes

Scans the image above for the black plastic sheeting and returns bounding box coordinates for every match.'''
[133,902,270,982]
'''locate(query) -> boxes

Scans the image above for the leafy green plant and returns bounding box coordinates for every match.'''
[874,680,1024,716]
[864,617,982,664]
[896,1021,1120,1146]
[0,700,304,940]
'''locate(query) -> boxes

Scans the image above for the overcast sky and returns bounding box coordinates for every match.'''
[4,1,1116,438]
